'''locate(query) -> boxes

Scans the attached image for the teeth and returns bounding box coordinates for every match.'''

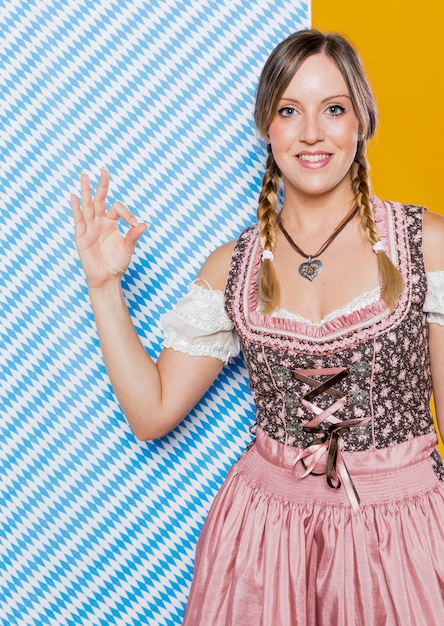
[298,154,330,162]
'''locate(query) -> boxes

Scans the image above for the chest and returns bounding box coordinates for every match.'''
[272,225,380,324]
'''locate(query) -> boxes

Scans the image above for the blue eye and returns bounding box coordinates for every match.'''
[278,106,298,118]
[327,105,346,116]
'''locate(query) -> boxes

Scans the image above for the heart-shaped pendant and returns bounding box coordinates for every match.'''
[298,258,323,281]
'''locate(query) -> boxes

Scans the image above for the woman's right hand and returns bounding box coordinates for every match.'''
[71,169,147,289]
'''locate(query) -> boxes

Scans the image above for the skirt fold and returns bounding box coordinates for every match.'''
[183,429,444,626]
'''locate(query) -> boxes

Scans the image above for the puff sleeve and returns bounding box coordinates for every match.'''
[160,282,240,364]
[423,271,444,326]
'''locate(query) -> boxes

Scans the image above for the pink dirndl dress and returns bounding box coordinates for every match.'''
[182,199,444,626]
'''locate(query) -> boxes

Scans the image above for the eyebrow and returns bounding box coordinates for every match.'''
[280,94,352,104]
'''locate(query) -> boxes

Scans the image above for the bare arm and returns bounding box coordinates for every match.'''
[423,211,444,440]
[71,170,235,440]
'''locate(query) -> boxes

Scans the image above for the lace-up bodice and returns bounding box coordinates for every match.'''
[224,198,444,481]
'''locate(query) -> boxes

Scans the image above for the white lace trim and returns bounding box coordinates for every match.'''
[161,271,444,359]
[270,270,444,326]
[160,282,240,363]
[272,286,381,326]
[424,270,444,326]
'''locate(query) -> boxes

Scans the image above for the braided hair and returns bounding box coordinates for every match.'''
[351,142,404,310]
[257,145,281,311]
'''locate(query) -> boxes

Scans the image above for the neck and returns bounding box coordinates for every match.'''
[280,199,357,236]
[280,184,356,231]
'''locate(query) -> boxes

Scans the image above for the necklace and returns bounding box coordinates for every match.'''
[277,205,359,281]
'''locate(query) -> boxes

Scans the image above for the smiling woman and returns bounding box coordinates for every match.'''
[71,28,444,626]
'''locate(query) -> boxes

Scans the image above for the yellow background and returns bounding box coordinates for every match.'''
[312,1,444,454]
[312,0,443,211]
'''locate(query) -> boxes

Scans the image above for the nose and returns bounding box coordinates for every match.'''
[300,112,324,144]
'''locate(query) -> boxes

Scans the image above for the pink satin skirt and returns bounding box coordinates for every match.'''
[183,428,444,625]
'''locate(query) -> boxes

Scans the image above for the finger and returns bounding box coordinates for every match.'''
[93,168,110,217]
[106,201,143,228]
[80,173,95,222]
[70,193,86,238]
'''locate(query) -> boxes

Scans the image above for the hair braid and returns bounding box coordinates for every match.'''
[351,142,404,311]
[257,146,281,313]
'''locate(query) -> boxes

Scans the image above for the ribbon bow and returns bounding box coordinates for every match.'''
[292,368,371,513]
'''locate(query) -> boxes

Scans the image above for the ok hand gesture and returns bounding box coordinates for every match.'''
[71,170,147,289]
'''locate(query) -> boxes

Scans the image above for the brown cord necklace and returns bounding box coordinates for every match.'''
[276,205,359,281]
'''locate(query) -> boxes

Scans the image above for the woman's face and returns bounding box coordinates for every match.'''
[267,52,359,204]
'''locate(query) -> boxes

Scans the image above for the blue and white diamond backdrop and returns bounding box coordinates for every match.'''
[0,1,309,624]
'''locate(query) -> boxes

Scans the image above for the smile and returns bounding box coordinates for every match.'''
[297,153,332,162]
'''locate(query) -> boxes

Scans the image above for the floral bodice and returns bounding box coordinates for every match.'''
[224,198,444,479]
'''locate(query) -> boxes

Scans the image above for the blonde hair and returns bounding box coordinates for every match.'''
[351,142,404,311]
[255,29,403,313]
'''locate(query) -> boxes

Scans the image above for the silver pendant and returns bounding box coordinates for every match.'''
[298,257,323,281]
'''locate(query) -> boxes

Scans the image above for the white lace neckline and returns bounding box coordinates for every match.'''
[271,286,382,326]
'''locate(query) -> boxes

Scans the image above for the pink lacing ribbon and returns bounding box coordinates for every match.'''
[293,367,371,513]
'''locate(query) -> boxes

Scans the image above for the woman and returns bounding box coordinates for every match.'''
[71,29,444,625]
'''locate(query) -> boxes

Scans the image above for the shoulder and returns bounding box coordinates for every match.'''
[196,225,257,291]
[196,225,258,291]
[196,239,238,292]
[423,210,444,271]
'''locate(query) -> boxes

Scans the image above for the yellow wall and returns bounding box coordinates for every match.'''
[313,1,444,454]
[312,0,443,211]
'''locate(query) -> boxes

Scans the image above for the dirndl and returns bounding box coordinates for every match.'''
[182,427,444,626]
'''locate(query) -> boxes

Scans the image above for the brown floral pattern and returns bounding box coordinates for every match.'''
[224,199,444,482]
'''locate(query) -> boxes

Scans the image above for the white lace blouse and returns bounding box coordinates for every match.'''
[160,281,240,363]
[160,271,444,363]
